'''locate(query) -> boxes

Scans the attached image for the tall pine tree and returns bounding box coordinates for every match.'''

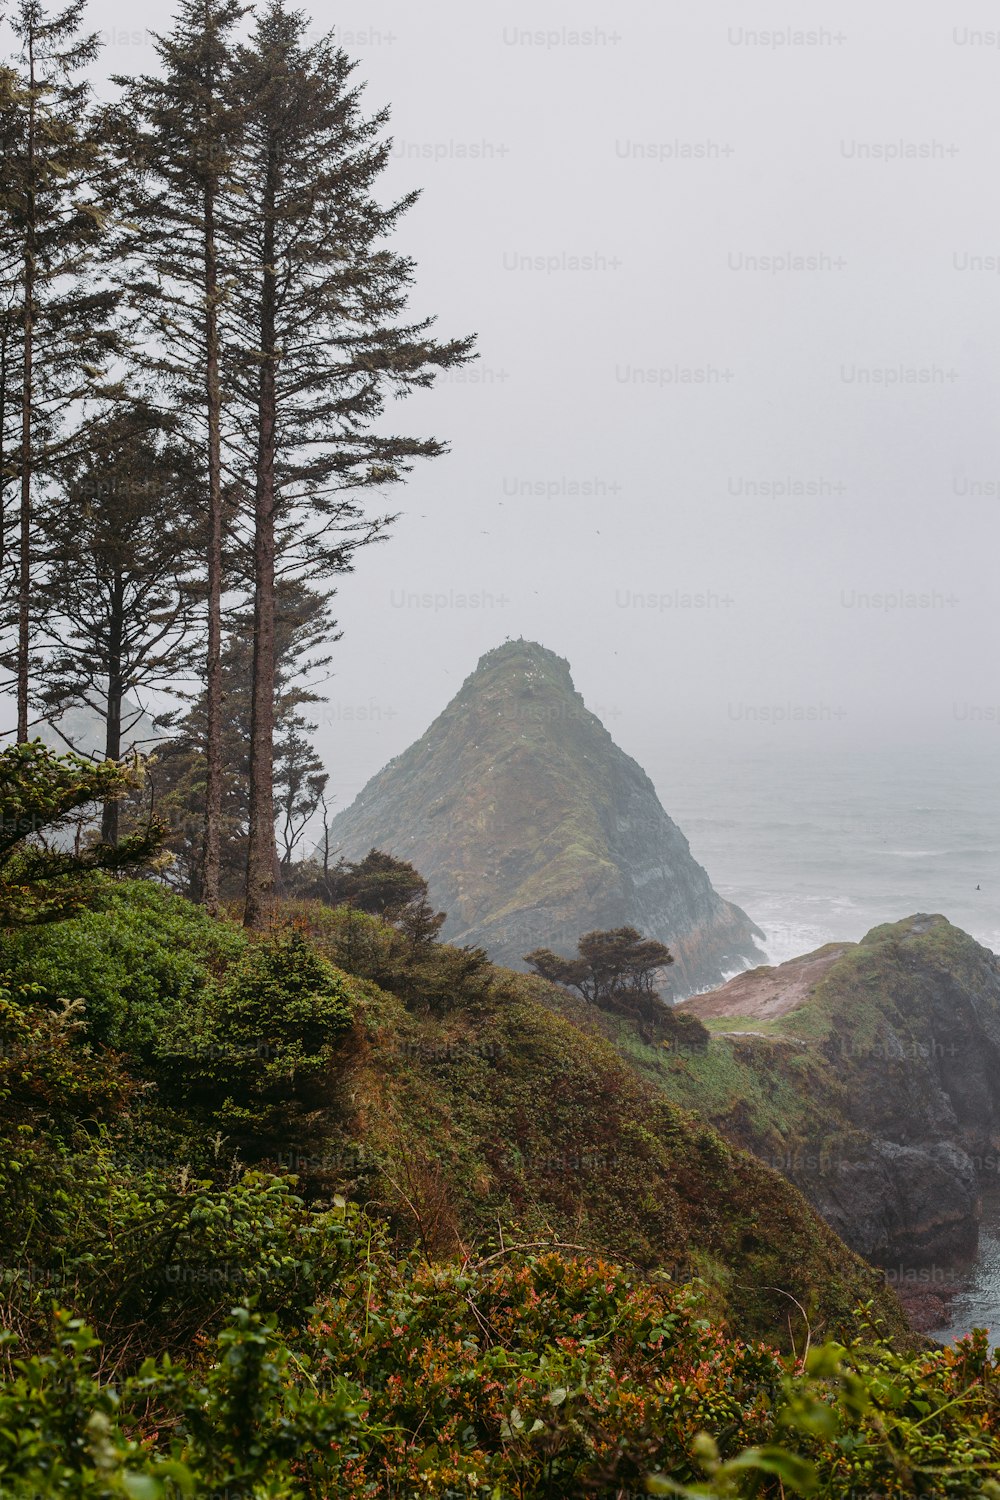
[226,2,475,927]
[0,0,120,741]
[116,0,243,910]
[34,403,200,843]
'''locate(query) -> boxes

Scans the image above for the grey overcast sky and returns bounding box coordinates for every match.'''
[68,0,1000,807]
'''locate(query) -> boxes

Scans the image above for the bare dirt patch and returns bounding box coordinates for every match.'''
[678,946,850,1023]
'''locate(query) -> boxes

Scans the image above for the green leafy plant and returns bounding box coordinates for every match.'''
[0,879,245,1054]
[2,1252,1000,1499]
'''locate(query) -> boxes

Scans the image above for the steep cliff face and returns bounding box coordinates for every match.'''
[666,916,1000,1269]
[326,640,764,997]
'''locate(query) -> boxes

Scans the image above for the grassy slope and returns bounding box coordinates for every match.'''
[293,912,908,1348]
[2,884,909,1351]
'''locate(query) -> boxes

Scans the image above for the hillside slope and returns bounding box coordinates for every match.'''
[326,640,764,996]
[278,904,906,1347]
[0,882,906,1352]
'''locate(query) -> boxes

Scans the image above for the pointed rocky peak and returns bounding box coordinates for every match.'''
[447,639,586,722]
[328,641,764,996]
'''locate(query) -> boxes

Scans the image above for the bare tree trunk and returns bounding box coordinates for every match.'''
[16,38,35,745]
[0,315,10,579]
[201,171,224,912]
[243,141,278,929]
[320,791,332,896]
[101,577,124,847]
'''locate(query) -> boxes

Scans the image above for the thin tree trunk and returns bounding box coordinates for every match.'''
[0,317,12,656]
[0,320,9,577]
[17,36,35,744]
[243,141,278,929]
[101,575,124,846]
[201,173,224,912]
[18,312,30,741]
[320,793,331,894]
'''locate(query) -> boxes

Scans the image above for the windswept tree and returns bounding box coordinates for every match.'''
[225,1,476,927]
[0,0,121,741]
[315,848,432,919]
[288,846,447,948]
[525,927,674,1020]
[116,0,244,911]
[34,404,199,844]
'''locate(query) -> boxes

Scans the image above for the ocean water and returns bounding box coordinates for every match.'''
[644,743,1000,967]
[930,1193,1000,1351]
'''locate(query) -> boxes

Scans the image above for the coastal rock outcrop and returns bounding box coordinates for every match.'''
[326,640,764,997]
[673,916,1000,1269]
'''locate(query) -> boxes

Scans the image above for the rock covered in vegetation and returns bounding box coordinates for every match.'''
[665,915,1000,1270]
[325,640,764,996]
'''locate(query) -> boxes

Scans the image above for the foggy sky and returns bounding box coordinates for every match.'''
[45,1,1000,809]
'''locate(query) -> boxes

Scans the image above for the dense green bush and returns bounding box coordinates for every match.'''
[292,899,494,1014]
[1,1126,360,1359]
[0,1304,367,1498]
[0,979,135,1131]
[158,928,357,1135]
[0,880,245,1057]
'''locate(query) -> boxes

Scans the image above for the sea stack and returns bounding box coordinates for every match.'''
[326,640,764,996]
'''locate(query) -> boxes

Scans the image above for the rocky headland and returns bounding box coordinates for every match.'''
[664,915,1000,1274]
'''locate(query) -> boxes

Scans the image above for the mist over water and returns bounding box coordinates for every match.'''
[644,743,1000,966]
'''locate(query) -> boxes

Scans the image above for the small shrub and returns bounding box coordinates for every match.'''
[0,980,134,1131]
[159,929,357,1137]
[661,1006,711,1054]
